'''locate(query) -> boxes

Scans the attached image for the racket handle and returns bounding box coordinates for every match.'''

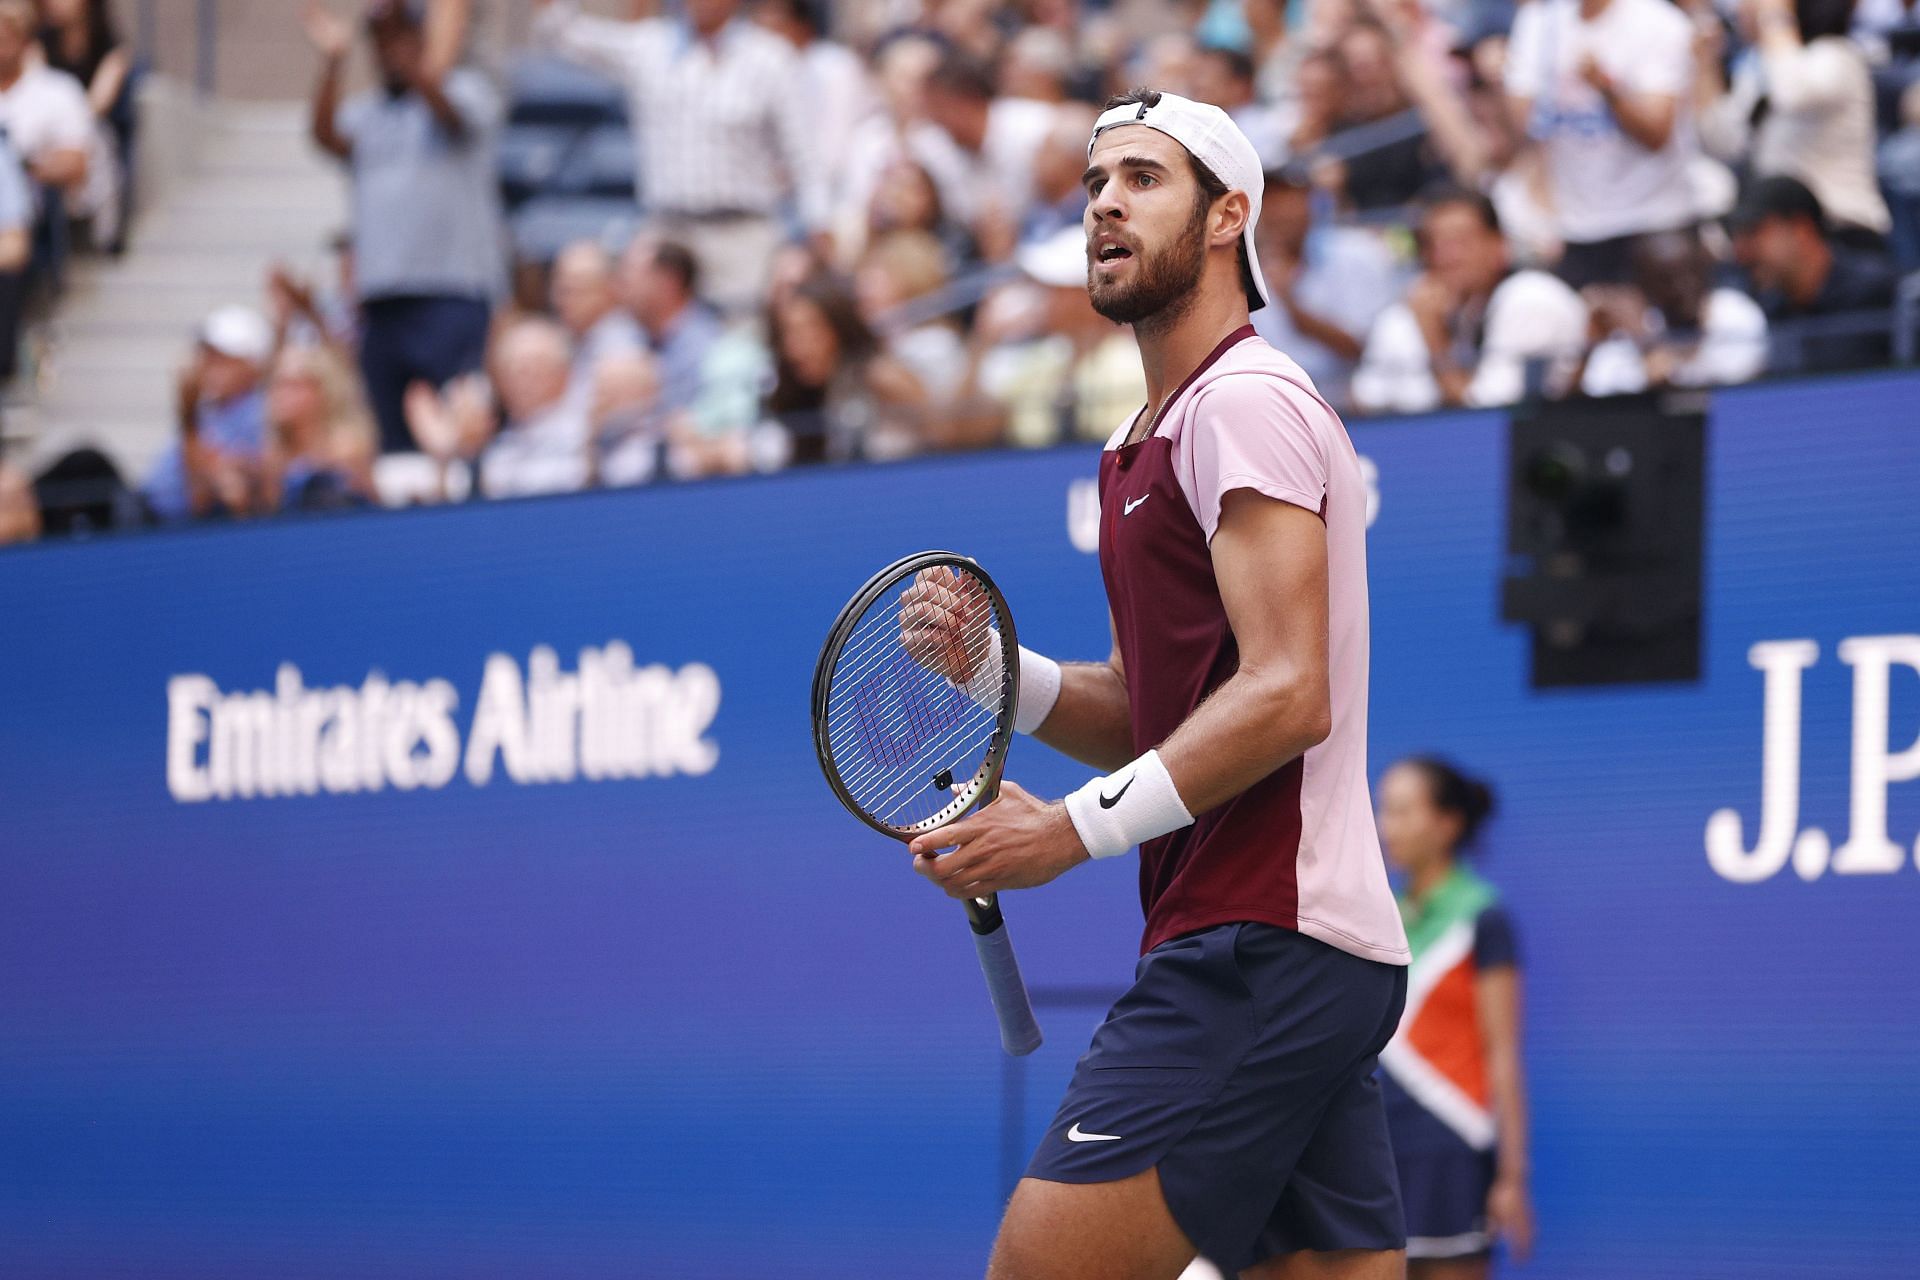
[966,895,1043,1057]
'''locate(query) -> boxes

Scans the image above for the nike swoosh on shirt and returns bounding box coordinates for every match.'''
[1066,1122,1124,1143]
[1123,495,1149,515]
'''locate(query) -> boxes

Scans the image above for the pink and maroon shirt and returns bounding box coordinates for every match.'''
[1097,326,1408,966]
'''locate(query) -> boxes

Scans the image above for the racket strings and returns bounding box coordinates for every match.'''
[825,572,1011,830]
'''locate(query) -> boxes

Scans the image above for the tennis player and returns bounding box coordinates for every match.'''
[904,90,1412,1279]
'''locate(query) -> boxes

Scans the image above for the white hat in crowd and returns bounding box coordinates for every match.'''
[198,306,274,366]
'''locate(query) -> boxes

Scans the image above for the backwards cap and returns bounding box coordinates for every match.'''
[1088,91,1270,310]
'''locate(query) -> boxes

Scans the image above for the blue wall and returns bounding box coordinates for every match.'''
[3,372,1917,1277]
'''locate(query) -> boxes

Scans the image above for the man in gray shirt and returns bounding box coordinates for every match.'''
[307,0,505,452]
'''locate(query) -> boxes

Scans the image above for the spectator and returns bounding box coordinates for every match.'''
[1021,104,1098,247]
[550,239,644,412]
[263,344,378,512]
[1331,19,1447,209]
[1288,50,1347,159]
[0,453,37,544]
[1190,44,1289,167]
[142,306,274,522]
[37,0,129,249]
[866,157,978,269]
[953,225,1146,449]
[307,0,505,454]
[855,230,967,403]
[533,0,827,315]
[1353,186,1590,413]
[1729,173,1898,371]
[834,33,944,262]
[912,50,1055,259]
[999,28,1074,104]
[265,233,358,357]
[1506,0,1704,285]
[0,0,90,211]
[764,272,927,464]
[1251,167,1404,407]
[587,348,666,487]
[1580,228,1770,393]
[751,0,877,195]
[1697,0,1891,248]
[407,316,588,498]
[620,237,725,419]
[0,135,32,386]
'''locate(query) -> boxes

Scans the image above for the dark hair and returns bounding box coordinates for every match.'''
[766,273,878,413]
[1098,88,1261,310]
[757,0,824,34]
[1794,0,1856,41]
[650,240,700,298]
[1198,44,1256,85]
[40,0,121,85]
[1406,757,1497,847]
[1417,180,1502,236]
[927,51,996,102]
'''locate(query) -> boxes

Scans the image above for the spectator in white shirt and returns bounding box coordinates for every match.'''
[0,0,89,203]
[533,0,826,315]
[912,50,1054,259]
[1696,0,1891,247]
[1580,228,1770,393]
[407,317,589,498]
[550,239,644,413]
[1506,0,1704,285]
[751,0,878,196]
[1354,186,1591,414]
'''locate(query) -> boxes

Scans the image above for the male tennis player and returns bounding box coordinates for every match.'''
[903,90,1411,1280]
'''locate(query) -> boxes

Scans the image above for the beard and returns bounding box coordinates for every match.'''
[1086,202,1210,331]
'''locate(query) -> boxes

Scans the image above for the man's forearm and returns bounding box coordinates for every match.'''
[311,55,348,158]
[1155,665,1329,816]
[1031,661,1134,771]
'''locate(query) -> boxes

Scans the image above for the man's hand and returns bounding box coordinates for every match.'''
[897,567,993,684]
[1578,53,1612,96]
[302,1,353,60]
[908,781,1090,898]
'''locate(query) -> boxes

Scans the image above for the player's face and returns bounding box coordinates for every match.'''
[1083,127,1212,328]
[1377,763,1459,872]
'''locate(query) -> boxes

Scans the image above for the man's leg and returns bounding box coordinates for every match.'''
[987,1168,1199,1280]
[357,299,416,454]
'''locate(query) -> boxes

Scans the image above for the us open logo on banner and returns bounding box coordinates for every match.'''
[164,644,720,803]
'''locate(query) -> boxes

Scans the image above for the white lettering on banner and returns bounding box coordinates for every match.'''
[167,646,720,804]
[1705,635,1920,882]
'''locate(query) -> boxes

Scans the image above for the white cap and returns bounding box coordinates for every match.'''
[198,306,274,364]
[1088,91,1270,311]
[1017,225,1090,290]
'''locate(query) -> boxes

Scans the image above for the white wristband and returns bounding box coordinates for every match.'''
[960,635,1062,736]
[1063,749,1195,860]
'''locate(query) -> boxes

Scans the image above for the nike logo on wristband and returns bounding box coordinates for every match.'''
[1098,777,1133,809]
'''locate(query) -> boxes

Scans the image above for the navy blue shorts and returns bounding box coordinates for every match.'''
[1025,923,1409,1273]
[1382,1074,1497,1259]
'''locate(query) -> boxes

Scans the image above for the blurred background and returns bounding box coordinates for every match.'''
[0,0,1917,1276]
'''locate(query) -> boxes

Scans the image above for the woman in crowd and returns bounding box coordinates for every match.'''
[37,0,130,249]
[764,273,927,465]
[263,344,376,512]
[1696,0,1891,248]
[1376,757,1535,1278]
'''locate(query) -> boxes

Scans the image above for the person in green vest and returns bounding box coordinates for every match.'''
[1376,757,1535,1277]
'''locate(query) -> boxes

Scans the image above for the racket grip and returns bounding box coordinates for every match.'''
[970,912,1044,1057]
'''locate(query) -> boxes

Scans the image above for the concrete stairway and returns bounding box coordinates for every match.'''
[18,86,346,482]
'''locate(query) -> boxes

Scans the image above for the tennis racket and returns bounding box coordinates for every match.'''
[810,551,1044,1057]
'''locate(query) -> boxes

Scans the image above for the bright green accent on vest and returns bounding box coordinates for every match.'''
[1398,864,1498,960]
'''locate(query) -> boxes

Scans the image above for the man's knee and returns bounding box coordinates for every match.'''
[987,1172,1198,1280]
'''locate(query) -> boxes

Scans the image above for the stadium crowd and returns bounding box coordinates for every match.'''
[1,0,1918,539]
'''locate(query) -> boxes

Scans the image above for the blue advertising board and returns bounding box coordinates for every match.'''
[2,370,1917,1277]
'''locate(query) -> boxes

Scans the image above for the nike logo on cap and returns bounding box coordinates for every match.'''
[1066,1122,1123,1143]
[1123,495,1150,515]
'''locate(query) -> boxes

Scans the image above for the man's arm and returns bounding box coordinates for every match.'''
[1581,58,1678,151]
[909,488,1331,896]
[1029,614,1134,771]
[304,3,353,161]
[530,0,648,81]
